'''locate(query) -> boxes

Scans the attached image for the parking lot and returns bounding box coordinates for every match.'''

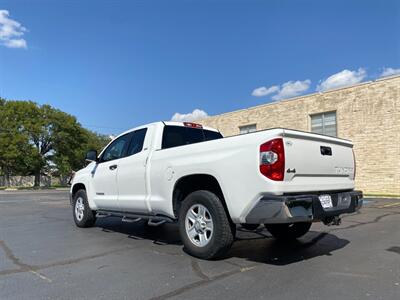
[0,190,399,299]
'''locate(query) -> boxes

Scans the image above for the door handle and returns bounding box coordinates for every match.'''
[109,164,118,170]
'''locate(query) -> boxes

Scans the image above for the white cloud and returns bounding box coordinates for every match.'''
[0,10,27,49]
[3,38,26,48]
[272,80,311,101]
[380,67,400,78]
[171,109,209,122]
[251,85,279,97]
[251,79,311,101]
[317,68,366,92]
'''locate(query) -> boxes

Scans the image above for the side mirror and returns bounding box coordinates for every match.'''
[85,150,98,162]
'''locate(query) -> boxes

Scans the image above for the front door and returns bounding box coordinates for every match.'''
[117,128,149,213]
[91,159,120,210]
[91,133,131,210]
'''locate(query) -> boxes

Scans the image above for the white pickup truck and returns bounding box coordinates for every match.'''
[70,121,363,259]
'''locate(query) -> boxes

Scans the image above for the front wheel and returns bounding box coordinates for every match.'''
[265,222,312,240]
[72,189,96,228]
[178,190,234,259]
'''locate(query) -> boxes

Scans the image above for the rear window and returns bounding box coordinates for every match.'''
[162,125,223,149]
[204,130,223,141]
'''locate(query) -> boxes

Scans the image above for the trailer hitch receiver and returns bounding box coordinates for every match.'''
[322,216,342,226]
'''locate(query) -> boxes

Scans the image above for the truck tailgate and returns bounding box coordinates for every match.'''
[282,129,355,192]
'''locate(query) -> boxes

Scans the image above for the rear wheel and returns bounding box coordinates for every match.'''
[178,190,234,259]
[265,222,312,240]
[73,189,96,228]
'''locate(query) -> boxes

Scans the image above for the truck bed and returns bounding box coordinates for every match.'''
[149,127,356,222]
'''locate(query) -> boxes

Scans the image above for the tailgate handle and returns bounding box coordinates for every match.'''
[320,146,332,156]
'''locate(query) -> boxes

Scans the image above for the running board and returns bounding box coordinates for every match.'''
[96,210,175,223]
[148,219,166,227]
[122,216,142,223]
[96,212,112,218]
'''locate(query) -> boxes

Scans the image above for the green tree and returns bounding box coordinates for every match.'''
[0,99,110,186]
[0,99,37,185]
[52,128,110,178]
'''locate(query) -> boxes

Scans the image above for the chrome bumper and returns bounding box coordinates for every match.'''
[245,191,363,224]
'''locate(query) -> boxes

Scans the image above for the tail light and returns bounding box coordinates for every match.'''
[259,138,285,181]
[352,148,356,179]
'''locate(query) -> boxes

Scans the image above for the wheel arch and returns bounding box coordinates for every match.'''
[172,174,232,222]
[72,182,86,198]
[70,182,87,206]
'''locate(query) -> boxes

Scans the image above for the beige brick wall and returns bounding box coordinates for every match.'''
[200,76,400,195]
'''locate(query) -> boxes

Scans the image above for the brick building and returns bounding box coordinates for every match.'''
[200,75,400,195]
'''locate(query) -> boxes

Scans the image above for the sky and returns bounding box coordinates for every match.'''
[0,0,399,135]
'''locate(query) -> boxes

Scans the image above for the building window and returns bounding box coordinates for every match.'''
[239,124,257,134]
[310,111,337,137]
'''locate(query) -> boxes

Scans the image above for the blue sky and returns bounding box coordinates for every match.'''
[0,0,399,134]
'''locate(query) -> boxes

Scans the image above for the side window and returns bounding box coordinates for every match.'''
[203,130,223,141]
[185,127,204,144]
[162,126,223,149]
[100,134,130,162]
[126,128,147,156]
[162,126,186,149]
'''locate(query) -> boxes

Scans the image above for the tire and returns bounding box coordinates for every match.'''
[178,190,234,259]
[265,222,312,240]
[241,223,260,231]
[72,189,96,228]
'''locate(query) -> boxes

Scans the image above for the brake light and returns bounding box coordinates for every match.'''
[259,138,285,181]
[352,148,356,179]
[183,122,203,129]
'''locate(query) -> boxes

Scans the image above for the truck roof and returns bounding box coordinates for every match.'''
[163,121,219,132]
[114,121,219,141]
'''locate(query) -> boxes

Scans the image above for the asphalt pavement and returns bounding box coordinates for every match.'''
[0,190,399,300]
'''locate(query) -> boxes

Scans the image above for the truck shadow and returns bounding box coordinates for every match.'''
[229,227,350,265]
[96,217,182,245]
[95,218,349,265]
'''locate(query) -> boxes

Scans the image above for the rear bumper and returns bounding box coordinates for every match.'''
[245,190,363,224]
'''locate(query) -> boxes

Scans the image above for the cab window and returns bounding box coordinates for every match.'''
[126,128,147,156]
[100,134,130,162]
[162,125,223,149]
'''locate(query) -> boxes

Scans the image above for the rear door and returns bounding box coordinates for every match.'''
[117,128,149,213]
[282,129,355,191]
[91,133,131,210]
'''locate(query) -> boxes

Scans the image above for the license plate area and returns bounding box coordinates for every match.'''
[312,191,361,220]
[319,194,333,209]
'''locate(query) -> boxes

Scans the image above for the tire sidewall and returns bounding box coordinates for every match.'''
[178,190,231,259]
[72,189,94,228]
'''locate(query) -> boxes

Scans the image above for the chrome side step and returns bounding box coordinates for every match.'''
[122,216,142,223]
[96,210,175,224]
[96,212,111,218]
[147,219,166,227]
